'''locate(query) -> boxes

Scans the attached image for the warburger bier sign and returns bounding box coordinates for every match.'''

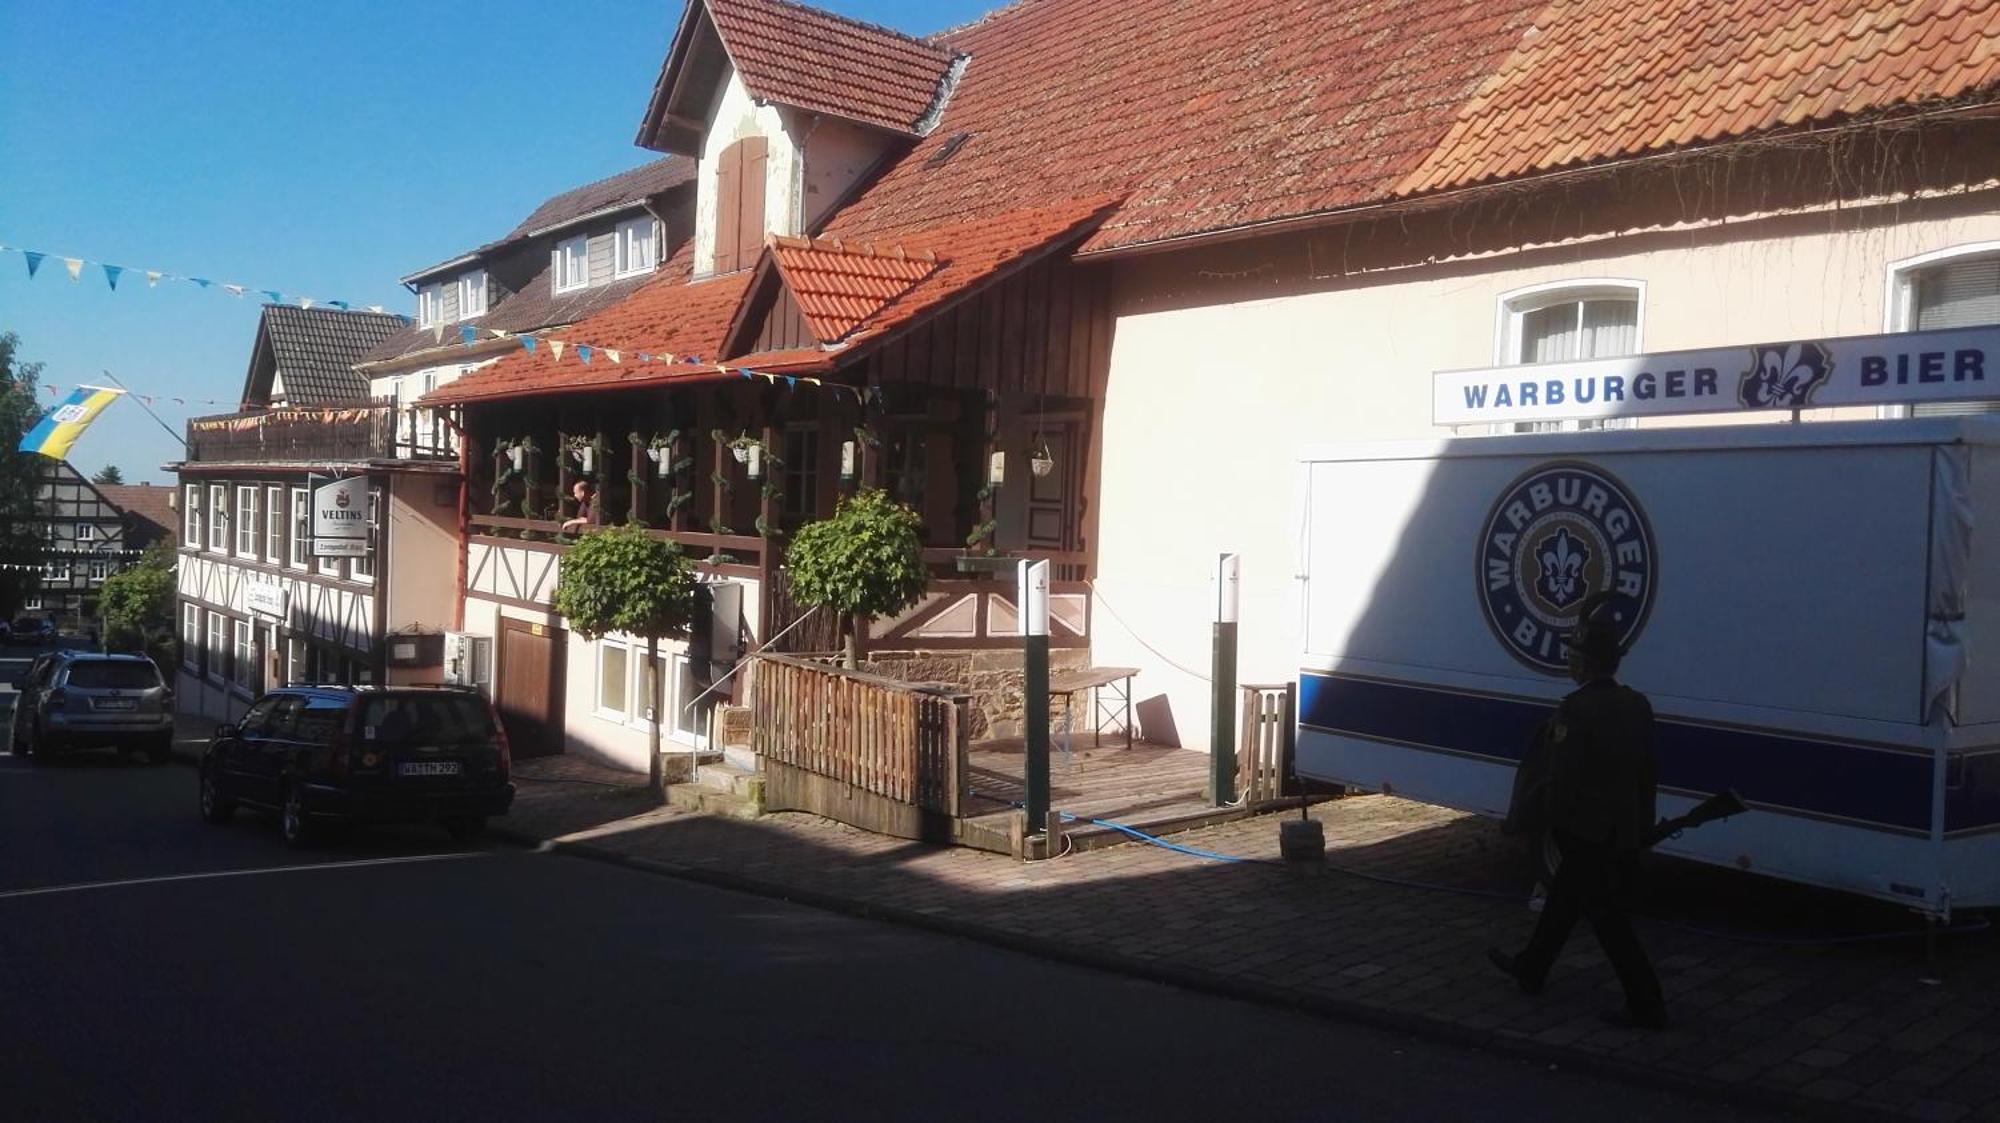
[1434,325,2000,427]
[310,477,371,558]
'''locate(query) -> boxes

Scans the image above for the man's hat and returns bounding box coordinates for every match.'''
[1564,591,1624,664]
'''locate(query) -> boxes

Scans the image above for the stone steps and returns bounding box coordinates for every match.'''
[665,762,763,819]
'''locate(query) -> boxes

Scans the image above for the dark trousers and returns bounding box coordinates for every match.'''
[1518,831,1664,1015]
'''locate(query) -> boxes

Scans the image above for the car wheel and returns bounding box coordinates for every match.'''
[199,768,236,824]
[441,816,486,843]
[280,783,316,849]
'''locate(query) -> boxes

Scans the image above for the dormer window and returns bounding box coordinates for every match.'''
[615,216,658,277]
[417,282,444,327]
[459,269,488,318]
[712,136,769,275]
[555,235,590,293]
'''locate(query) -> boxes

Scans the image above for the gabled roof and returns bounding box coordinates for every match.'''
[245,305,403,406]
[639,0,961,151]
[96,484,177,547]
[767,234,941,343]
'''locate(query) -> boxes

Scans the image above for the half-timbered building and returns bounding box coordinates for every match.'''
[173,305,459,722]
[24,460,134,627]
[412,0,2000,777]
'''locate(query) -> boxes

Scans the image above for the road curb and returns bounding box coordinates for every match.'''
[491,824,1899,1123]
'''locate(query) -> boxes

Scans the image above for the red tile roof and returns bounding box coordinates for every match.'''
[768,234,940,343]
[707,0,960,135]
[1399,0,2000,195]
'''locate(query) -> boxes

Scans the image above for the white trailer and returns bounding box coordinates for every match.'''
[1295,418,2000,917]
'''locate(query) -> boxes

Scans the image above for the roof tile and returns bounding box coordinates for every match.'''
[706,0,959,134]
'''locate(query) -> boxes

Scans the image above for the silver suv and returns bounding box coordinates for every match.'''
[12,652,175,763]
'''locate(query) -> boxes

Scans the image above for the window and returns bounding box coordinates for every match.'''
[615,216,657,277]
[208,484,228,551]
[555,235,589,293]
[22,596,40,611]
[287,637,309,685]
[350,490,379,583]
[672,653,711,742]
[290,488,309,570]
[88,559,108,583]
[597,641,630,719]
[782,426,820,521]
[417,282,444,327]
[182,603,201,669]
[317,536,343,578]
[207,612,228,681]
[266,486,284,563]
[40,559,67,582]
[1891,246,2000,417]
[459,270,488,318]
[184,484,202,544]
[1498,281,1643,433]
[77,523,95,542]
[236,486,259,557]
[711,135,769,274]
[233,619,256,693]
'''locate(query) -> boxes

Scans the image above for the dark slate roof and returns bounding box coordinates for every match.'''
[258,305,405,404]
[402,157,696,284]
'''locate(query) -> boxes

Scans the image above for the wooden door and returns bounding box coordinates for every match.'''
[496,617,566,758]
[1025,424,1079,552]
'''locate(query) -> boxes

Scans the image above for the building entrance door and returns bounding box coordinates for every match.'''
[496,617,566,758]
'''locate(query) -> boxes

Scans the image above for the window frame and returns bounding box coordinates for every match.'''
[232,618,257,694]
[349,489,379,583]
[289,488,310,571]
[76,523,95,542]
[459,269,488,319]
[1491,278,1646,434]
[554,235,589,293]
[614,216,657,277]
[595,638,632,721]
[207,483,229,552]
[182,603,201,670]
[417,282,444,328]
[265,485,285,564]
[206,611,229,682]
[88,558,108,583]
[183,484,201,545]
[236,485,259,558]
[781,425,821,523]
[1882,242,2000,419]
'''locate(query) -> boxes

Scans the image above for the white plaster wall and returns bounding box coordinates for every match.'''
[798,114,888,231]
[1093,198,2000,752]
[561,629,701,774]
[385,474,458,634]
[695,65,798,275]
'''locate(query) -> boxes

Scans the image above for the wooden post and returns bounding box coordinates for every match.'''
[554,427,570,526]
[628,431,646,525]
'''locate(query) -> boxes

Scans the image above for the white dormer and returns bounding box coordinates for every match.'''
[695,64,794,276]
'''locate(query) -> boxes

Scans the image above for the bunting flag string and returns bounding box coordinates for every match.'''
[34,381,238,409]
[0,243,409,323]
[489,321,864,404]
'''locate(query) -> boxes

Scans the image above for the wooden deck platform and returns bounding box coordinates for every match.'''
[956,737,1290,858]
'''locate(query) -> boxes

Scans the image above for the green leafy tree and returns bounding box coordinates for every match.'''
[99,544,176,666]
[92,465,125,485]
[0,334,46,617]
[784,488,928,668]
[553,525,699,788]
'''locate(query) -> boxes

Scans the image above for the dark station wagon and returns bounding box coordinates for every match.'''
[199,684,514,847]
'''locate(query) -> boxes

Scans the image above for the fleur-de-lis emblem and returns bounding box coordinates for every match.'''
[1739,342,1833,409]
[1536,526,1590,608]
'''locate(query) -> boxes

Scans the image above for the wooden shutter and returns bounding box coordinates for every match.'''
[735,136,768,271]
[714,142,743,274]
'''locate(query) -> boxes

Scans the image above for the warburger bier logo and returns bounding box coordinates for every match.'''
[1477,462,1656,674]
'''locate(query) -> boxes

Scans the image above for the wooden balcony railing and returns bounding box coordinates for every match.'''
[186,404,454,464]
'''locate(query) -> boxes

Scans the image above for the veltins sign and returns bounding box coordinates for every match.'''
[1434,324,2000,427]
[312,477,370,539]
[1476,461,1656,675]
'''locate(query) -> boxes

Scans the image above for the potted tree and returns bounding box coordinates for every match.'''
[784,488,928,669]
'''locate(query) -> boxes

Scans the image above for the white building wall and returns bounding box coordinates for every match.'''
[1092,196,2000,751]
[695,65,798,276]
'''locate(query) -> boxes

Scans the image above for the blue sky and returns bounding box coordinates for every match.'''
[0,0,987,483]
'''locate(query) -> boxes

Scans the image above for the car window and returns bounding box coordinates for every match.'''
[291,699,351,746]
[360,695,496,745]
[64,660,163,690]
[237,696,282,736]
[264,697,303,740]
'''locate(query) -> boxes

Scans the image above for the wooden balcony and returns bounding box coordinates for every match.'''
[185,404,455,465]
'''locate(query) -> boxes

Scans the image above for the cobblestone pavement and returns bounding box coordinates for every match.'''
[242,729,2000,1121]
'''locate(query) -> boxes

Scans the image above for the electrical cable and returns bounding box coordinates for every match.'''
[1083,579,1211,682]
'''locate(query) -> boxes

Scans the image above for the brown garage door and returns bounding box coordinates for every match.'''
[496,617,565,758]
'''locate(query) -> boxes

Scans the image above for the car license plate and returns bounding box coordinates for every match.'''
[397,761,462,777]
[94,698,136,711]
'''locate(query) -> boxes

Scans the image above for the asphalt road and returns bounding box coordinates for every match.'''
[0,649,1783,1122]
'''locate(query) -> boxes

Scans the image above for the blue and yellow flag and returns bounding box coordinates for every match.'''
[19,385,123,459]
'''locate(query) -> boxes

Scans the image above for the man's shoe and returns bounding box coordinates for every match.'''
[1598,1006,1670,1030]
[1485,948,1544,996]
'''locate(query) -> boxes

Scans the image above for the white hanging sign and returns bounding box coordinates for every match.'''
[1433,325,2000,427]
[312,477,370,539]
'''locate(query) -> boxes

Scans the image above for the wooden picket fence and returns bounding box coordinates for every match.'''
[752,653,969,816]
[1238,682,1296,804]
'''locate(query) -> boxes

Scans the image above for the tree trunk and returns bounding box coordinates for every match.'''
[647,633,663,791]
[843,617,859,670]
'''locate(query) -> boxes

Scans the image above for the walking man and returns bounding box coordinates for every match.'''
[1488,593,1667,1029]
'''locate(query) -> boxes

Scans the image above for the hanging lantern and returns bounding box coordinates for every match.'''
[988,450,1006,485]
[745,443,763,480]
[578,446,595,474]
[506,444,524,472]
[840,441,856,482]
[1029,440,1056,478]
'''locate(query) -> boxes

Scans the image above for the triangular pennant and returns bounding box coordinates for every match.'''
[576,345,593,364]
[549,340,567,362]
[460,325,477,344]
[785,376,797,389]
[805,377,822,386]
[223,284,245,297]
[606,349,621,364]
[102,264,124,290]
[432,325,445,344]
[145,270,162,287]
[192,277,213,289]
[23,251,44,279]
[263,290,283,304]
[366,304,384,313]
[63,258,84,282]
[521,336,538,353]
[638,353,652,363]
[298,297,314,310]
[489,328,510,339]
[738,367,753,379]
[329,300,348,310]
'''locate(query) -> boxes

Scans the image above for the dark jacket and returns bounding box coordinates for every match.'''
[1543,678,1658,851]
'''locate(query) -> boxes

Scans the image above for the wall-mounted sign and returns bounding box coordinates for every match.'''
[312,476,371,539]
[311,538,369,558]
[1434,325,2000,427]
[245,580,288,620]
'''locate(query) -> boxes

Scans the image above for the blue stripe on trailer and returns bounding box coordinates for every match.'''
[1298,671,1942,835]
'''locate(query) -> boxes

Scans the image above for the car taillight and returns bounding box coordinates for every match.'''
[491,707,511,779]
